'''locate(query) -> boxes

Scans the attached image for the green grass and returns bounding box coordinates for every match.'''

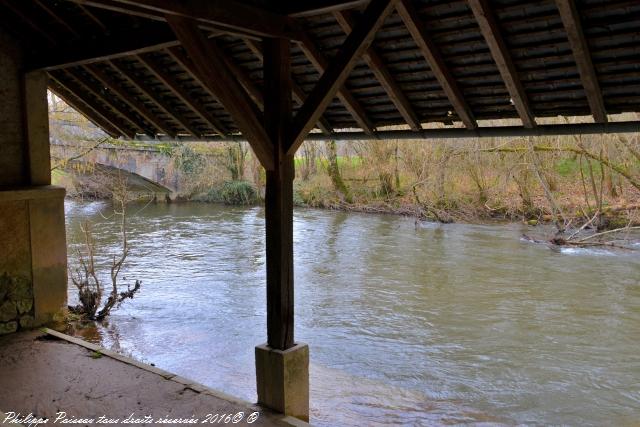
[556,158,578,176]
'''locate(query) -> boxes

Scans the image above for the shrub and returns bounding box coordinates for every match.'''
[206,181,258,205]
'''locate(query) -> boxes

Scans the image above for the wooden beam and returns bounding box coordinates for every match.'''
[468,0,536,128]
[243,38,333,135]
[66,67,147,135]
[297,31,375,134]
[556,0,607,123]
[335,9,422,131]
[76,3,106,30]
[144,121,640,142]
[108,59,203,137]
[34,0,82,38]
[396,0,476,129]
[287,0,368,17]
[136,52,227,136]
[68,0,295,39]
[3,1,58,45]
[49,83,121,138]
[167,47,234,134]
[166,15,274,170]
[263,37,295,351]
[288,0,398,154]
[85,64,177,137]
[49,72,133,138]
[28,25,179,71]
[219,46,264,110]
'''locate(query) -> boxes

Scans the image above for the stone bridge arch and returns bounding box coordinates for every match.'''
[52,143,181,199]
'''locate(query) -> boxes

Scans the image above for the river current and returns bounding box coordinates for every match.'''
[65,201,640,426]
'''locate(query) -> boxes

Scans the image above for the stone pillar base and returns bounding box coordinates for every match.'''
[0,186,67,332]
[255,342,309,422]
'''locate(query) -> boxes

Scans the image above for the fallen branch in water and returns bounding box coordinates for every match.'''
[523,223,639,251]
[574,225,640,243]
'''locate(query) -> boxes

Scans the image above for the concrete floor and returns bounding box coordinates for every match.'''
[0,330,307,426]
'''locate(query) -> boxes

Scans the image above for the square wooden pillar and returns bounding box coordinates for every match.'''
[256,37,309,421]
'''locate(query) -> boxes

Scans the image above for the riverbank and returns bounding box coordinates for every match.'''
[52,133,640,232]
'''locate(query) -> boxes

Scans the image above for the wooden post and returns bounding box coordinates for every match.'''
[256,38,309,421]
[263,37,294,350]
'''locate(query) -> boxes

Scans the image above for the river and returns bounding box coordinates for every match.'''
[64,200,640,426]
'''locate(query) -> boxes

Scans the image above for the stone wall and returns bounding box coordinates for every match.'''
[0,273,34,334]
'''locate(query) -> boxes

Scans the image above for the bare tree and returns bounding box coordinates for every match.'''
[69,172,141,320]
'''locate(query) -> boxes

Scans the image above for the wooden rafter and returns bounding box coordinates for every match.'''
[178,40,265,123]
[166,15,274,170]
[287,0,368,17]
[34,0,81,38]
[49,72,134,138]
[556,0,607,123]
[164,47,234,136]
[296,30,375,134]
[244,39,333,135]
[108,59,203,137]
[335,9,422,131]
[75,3,107,31]
[66,67,148,134]
[396,0,476,129]
[29,25,179,71]
[66,0,295,40]
[289,0,399,154]
[3,1,57,45]
[48,82,121,138]
[468,0,536,128]
[218,45,264,110]
[136,52,227,136]
[85,64,176,137]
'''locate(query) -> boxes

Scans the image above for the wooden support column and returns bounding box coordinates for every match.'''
[263,37,294,351]
[256,38,309,422]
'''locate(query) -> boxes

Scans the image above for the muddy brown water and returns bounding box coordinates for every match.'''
[65,201,640,426]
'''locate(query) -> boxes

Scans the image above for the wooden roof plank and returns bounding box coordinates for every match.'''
[165,47,235,135]
[3,0,58,45]
[243,38,334,135]
[136,52,227,136]
[72,0,294,39]
[556,0,607,123]
[218,45,265,110]
[48,83,121,138]
[296,32,376,134]
[49,72,134,138]
[85,63,177,137]
[335,8,422,131]
[166,15,274,170]
[29,26,180,71]
[468,0,537,128]
[288,1,368,18]
[289,0,399,154]
[66,67,148,135]
[34,0,82,39]
[396,0,477,129]
[108,59,203,137]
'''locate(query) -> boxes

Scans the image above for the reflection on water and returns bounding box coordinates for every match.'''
[65,200,640,426]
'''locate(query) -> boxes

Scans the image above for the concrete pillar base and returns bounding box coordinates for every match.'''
[255,342,309,422]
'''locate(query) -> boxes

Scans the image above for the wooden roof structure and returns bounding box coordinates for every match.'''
[2,0,640,144]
